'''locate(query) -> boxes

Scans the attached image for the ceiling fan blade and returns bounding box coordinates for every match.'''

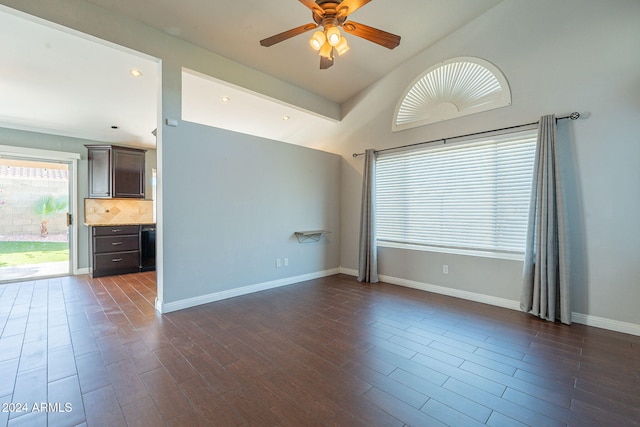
[260,23,318,47]
[342,21,401,49]
[299,0,324,16]
[336,0,372,18]
[320,55,334,69]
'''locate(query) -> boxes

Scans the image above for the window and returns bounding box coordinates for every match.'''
[393,57,511,132]
[375,128,537,259]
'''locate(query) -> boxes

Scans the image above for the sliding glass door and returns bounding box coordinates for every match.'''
[0,157,71,282]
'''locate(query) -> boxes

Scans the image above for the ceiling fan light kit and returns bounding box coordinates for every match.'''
[319,41,333,59]
[309,30,326,50]
[335,36,349,55]
[326,26,341,46]
[260,0,400,69]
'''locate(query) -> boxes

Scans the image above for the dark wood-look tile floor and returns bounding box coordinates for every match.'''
[0,273,639,426]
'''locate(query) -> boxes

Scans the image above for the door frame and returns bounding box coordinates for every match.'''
[0,144,81,276]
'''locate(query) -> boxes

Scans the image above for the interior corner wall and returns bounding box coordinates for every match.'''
[333,0,640,327]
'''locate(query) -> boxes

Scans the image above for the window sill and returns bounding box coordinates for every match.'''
[377,241,525,261]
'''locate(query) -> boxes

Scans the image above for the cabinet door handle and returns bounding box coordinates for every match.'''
[112,258,123,262]
[112,229,122,233]
[111,242,123,246]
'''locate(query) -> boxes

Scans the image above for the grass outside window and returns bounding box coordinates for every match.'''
[0,241,69,266]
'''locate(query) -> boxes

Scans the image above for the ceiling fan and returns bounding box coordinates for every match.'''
[260,0,401,69]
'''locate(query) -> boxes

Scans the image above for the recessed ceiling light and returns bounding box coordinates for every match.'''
[221,96,231,103]
[130,69,143,77]
[282,116,290,121]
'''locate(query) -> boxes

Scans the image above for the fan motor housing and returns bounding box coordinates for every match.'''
[312,2,347,25]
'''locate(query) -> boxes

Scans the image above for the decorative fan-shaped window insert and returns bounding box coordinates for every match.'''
[393,57,511,132]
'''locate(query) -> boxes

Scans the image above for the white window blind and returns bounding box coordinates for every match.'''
[375,129,537,256]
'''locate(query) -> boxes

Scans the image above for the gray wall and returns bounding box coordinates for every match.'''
[160,121,340,304]
[332,0,640,325]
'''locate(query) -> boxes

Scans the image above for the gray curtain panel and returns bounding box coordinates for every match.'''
[520,115,571,324]
[357,149,379,283]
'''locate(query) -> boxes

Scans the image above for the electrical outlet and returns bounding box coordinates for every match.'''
[284,258,289,267]
[276,258,282,268]
[443,265,449,274]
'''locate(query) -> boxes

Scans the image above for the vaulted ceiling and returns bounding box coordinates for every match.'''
[0,0,502,148]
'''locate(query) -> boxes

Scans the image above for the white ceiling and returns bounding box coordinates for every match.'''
[0,6,159,147]
[0,1,503,149]
[182,69,340,147]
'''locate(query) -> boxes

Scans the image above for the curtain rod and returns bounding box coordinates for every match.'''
[352,112,581,158]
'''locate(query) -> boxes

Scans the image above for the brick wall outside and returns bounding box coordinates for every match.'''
[0,166,69,240]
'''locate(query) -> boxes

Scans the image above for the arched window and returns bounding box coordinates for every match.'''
[393,57,511,132]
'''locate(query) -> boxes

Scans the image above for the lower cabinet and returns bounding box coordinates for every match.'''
[91,225,141,278]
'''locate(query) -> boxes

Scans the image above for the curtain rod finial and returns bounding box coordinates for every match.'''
[569,112,580,120]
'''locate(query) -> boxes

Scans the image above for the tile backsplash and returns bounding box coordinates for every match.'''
[84,198,154,225]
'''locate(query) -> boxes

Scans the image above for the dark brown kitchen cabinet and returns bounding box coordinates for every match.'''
[87,146,111,198]
[91,225,141,278]
[86,145,146,198]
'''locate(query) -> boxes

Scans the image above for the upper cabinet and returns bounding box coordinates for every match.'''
[86,145,146,198]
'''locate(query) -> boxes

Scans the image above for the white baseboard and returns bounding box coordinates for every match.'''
[156,268,340,314]
[75,267,90,275]
[339,267,517,309]
[339,268,640,336]
[379,274,521,311]
[571,312,640,336]
[339,267,358,277]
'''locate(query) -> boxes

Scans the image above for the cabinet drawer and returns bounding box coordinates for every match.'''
[94,235,139,253]
[94,251,139,270]
[93,225,140,236]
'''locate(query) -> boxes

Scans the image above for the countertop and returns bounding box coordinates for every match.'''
[85,223,156,226]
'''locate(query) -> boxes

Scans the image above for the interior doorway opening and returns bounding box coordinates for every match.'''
[0,157,72,282]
